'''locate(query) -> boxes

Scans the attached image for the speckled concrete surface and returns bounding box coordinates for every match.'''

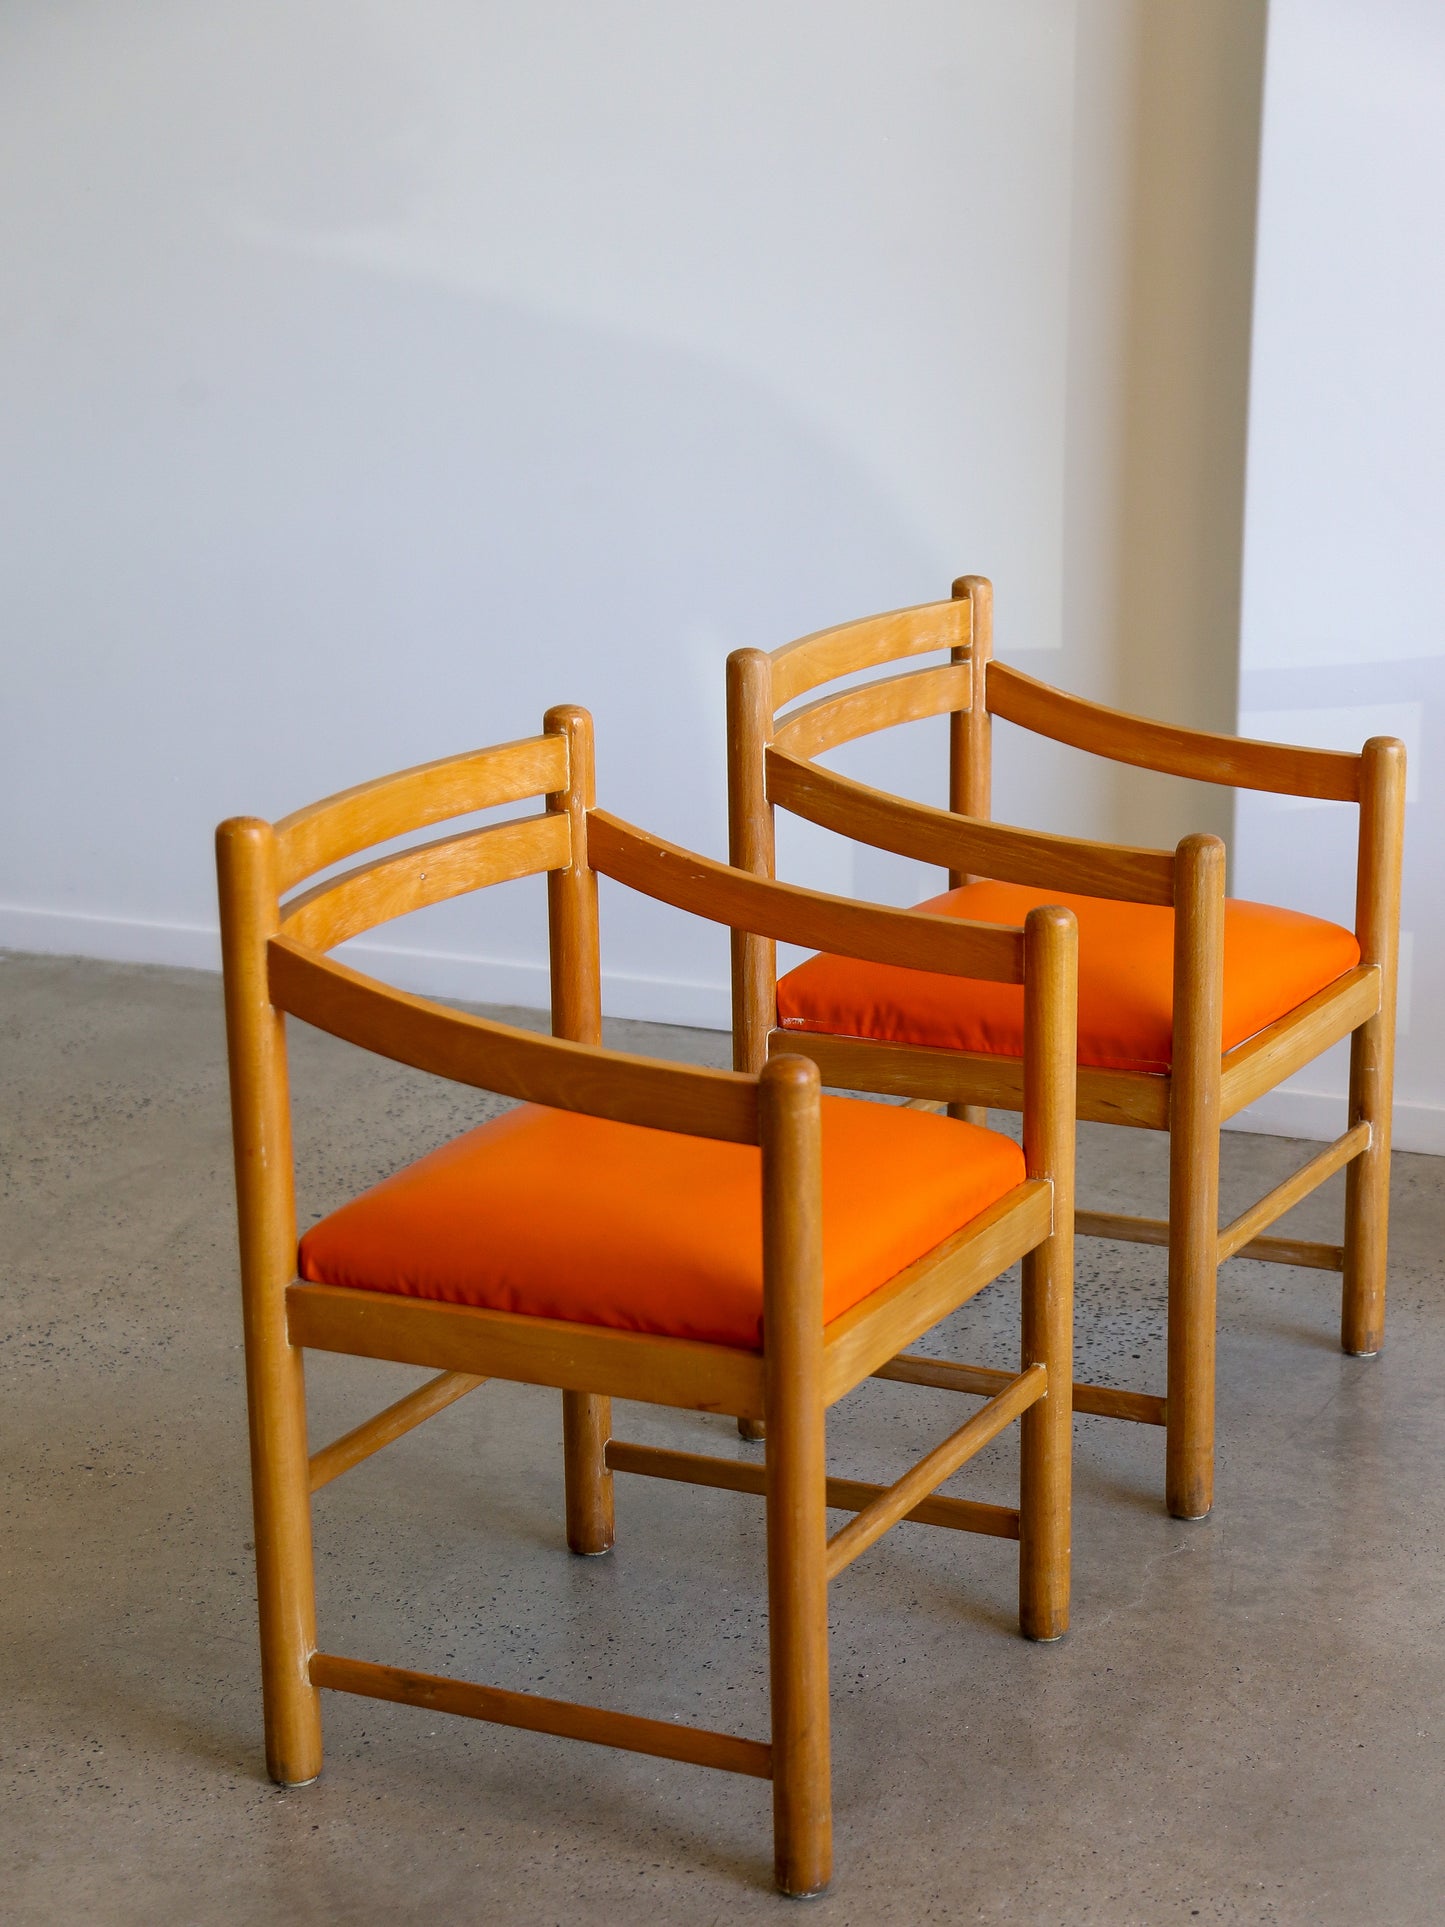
[4,952,1444,1925]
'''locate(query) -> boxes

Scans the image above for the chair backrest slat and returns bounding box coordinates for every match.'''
[274,734,569,892]
[770,600,969,708]
[268,936,761,1144]
[279,813,571,953]
[773,662,972,761]
[988,663,1361,802]
[588,810,1025,983]
[766,746,1177,906]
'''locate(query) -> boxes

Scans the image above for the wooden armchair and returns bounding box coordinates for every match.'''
[216,704,1077,1896]
[727,578,1404,1523]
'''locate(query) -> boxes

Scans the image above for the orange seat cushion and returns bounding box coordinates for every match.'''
[298,1098,1025,1351]
[778,880,1360,1075]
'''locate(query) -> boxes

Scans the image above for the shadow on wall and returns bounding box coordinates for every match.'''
[1059,0,1268,856]
[0,0,1275,1013]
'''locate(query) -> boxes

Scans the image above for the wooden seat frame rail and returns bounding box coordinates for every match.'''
[217,704,1078,1897]
[727,578,1405,1521]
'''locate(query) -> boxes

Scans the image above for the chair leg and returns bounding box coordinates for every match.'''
[1165,834,1224,1522]
[1342,1015,1394,1356]
[562,1392,615,1555]
[1166,1109,1219,1521]
[1019,1232,1072,1641]
[1342,736,1405,1354]
[765,1375,832,1896]
[760,1054,831,1895]
[245,1332,323,1786]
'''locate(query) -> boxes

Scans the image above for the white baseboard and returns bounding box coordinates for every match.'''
[4,903,1440,1147]
[346,935,731,1031]
[0,903,224,972]
[0,903,732,1033]
[1224,1087,1445,1157]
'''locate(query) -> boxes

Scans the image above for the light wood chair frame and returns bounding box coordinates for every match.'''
[217,704,1078,1897]
[727,578,1405,1522]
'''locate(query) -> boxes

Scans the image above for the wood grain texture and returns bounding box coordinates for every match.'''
[544,705,604,1048]
[987,662,1362,801]
[589,809,1024,984]
[949,575,993,887]
[310,1652,772,1780]
[824,1366,1046,1581]
[287,1282,766,1420]
[562,1386,615,1558]
[1166,834,1226,1520]
[1218,966,1379,1120]
[765,747,1177,904]
[874,1353,1164,1427]
[768,598,969,708]
[603,1440,1022,1540]
[1077,1212,1345,1274]
[727,647,779,1077]
[279,814,569,951]
[1019,905,1076,1639]
[215,816,323,1786]
[308,1371,485,1492]
[760,1057,832,1896]
[771,661,971,760]
[274,734,568,891]
[820,1181,1053,1405]
[1216,1123,1371,1263]
[768,1030,1170,1130]
[543,706,615,1556]
[1343,737,1407,1354]
[268,935,760,1145]
[1232,1234,1345,1272]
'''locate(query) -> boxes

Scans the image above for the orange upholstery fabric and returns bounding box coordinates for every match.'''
[778,880,1361,1075]
[298,1098,1024,1351]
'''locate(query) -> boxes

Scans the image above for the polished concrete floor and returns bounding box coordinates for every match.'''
[4,951,1445,1925]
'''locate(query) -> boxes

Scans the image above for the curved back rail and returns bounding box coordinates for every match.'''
[986,663,1362,802]
[769,599,969,709]
[772,663,972,762]
[280,814,571,951]
[765,747,1177,906]
[587,810,1025,983]
[244,711,1069,1165]
[267,936,761,1144]
[274,734,569,893]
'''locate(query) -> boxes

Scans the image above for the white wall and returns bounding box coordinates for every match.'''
[1231,0,1445,1153]
[1,2,1265,1029]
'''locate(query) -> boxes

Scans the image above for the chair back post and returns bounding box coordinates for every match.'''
[1019,903,1077,1639]
[1165,831,1227,1520]
[727,647,779,1072]
[759,1053,832,1895]
[542,705,615,1553]
[215,815,322,1783]
[543,705,603,1047]
[1343,734,1407,1353]
[949,574,993,888]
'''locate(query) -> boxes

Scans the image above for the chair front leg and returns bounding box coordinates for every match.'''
[1166,835,1225,1522]
[1019,1231,1073,1639]
[1019,903,1075,1638]
[244,1326,324,1785]
[218,817,323,1786]
[761,1057,832,1896]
